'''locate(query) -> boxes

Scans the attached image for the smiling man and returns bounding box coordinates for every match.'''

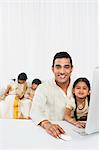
[30,51,73,138]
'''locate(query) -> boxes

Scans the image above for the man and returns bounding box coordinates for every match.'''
[30,78,42,98]
[30,52,73,138]
[19,78,42,119]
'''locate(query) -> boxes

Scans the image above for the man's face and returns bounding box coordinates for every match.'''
[52,58,73,85]
[32,83,38,90]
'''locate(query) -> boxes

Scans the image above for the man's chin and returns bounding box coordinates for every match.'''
[56,80,67,84]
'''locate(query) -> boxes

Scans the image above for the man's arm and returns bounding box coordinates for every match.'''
[30,85,65,138]
[40,120,65,138]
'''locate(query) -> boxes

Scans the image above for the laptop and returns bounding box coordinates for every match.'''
[73,67,99,135]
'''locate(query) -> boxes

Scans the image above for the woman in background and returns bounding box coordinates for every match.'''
[3,72,28,119]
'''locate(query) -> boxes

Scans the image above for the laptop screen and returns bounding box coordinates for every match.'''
[85,67,99,134]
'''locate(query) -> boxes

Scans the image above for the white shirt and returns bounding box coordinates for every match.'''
[30,79,72,124]
[66,97,89,119]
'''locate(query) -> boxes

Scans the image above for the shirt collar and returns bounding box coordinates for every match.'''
[51,78,73,98]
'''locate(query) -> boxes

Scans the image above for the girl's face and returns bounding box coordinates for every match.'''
[73,81,90,99]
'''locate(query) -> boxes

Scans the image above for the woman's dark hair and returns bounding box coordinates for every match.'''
[73,77,91,121]
[52,51,73,68]
[12,79,16,82]
[18,72,28,81]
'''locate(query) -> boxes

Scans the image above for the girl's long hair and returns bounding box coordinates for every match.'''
[73,77,91,121]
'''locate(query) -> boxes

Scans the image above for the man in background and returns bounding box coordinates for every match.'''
[20,78,42,119]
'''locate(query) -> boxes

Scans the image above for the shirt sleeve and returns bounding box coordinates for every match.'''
[30,84,48,125]
[66,97,76,111]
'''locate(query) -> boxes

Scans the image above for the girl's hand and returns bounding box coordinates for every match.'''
[74,121,86,128]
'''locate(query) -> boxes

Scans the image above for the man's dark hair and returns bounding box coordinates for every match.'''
[18,72,28,81]
[32,78,41,85]
[52,51,73,67]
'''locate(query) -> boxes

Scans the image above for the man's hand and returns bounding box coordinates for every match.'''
[41,120,65,138]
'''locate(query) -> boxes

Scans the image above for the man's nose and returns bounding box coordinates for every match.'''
[60,67,65,74]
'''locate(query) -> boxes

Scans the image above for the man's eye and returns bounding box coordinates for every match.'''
[55,66,61,69]
[64,65,70,69]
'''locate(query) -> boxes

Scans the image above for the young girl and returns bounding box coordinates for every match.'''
[64,77,91,128]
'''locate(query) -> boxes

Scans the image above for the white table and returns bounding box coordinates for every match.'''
[0,119,99,150]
